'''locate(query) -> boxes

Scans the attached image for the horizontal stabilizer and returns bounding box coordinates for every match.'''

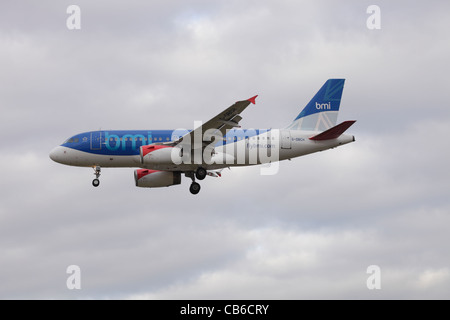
[309,120,356,141]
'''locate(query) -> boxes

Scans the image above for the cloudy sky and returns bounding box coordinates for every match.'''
[1,0,449,299]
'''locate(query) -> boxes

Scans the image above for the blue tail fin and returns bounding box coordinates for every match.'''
[286,79,345,131]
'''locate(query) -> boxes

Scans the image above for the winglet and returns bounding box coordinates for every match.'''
[247,95,258,105]
[309,120,356,141]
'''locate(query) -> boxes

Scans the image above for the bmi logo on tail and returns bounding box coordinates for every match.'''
[315,102,331,110]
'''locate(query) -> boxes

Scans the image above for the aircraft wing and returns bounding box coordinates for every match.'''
[174,95,257,149]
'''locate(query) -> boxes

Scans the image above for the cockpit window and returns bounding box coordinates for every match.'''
[64,137,79,144]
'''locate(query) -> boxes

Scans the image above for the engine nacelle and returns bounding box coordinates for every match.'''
[140,144,182,166]
[134,169,182,188]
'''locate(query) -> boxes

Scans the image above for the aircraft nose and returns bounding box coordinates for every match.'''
[49,146,64,163]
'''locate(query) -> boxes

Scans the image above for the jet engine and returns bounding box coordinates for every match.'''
[134,169,181,188]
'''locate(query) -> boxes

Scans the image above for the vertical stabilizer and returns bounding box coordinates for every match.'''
[286,79,345,131]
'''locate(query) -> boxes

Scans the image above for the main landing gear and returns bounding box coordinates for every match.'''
[187,167,206,195]
[195,167,207,180]
[92,165,101,187]
[189,181,201,195]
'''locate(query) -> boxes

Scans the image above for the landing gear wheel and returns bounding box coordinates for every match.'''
[195,167,207,180]
[189,182,201,195]
[92,166,101,187]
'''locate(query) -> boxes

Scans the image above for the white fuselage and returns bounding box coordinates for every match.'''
[49,129,355,171]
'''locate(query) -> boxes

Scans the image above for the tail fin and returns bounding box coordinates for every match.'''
[286,79,345,131]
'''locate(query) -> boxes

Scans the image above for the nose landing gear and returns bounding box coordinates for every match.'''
[92,166,101,187]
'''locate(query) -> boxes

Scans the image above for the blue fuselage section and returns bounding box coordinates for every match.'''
[61,129,266,156]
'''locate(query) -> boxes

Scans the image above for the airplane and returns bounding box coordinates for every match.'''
[49,79,356,194]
